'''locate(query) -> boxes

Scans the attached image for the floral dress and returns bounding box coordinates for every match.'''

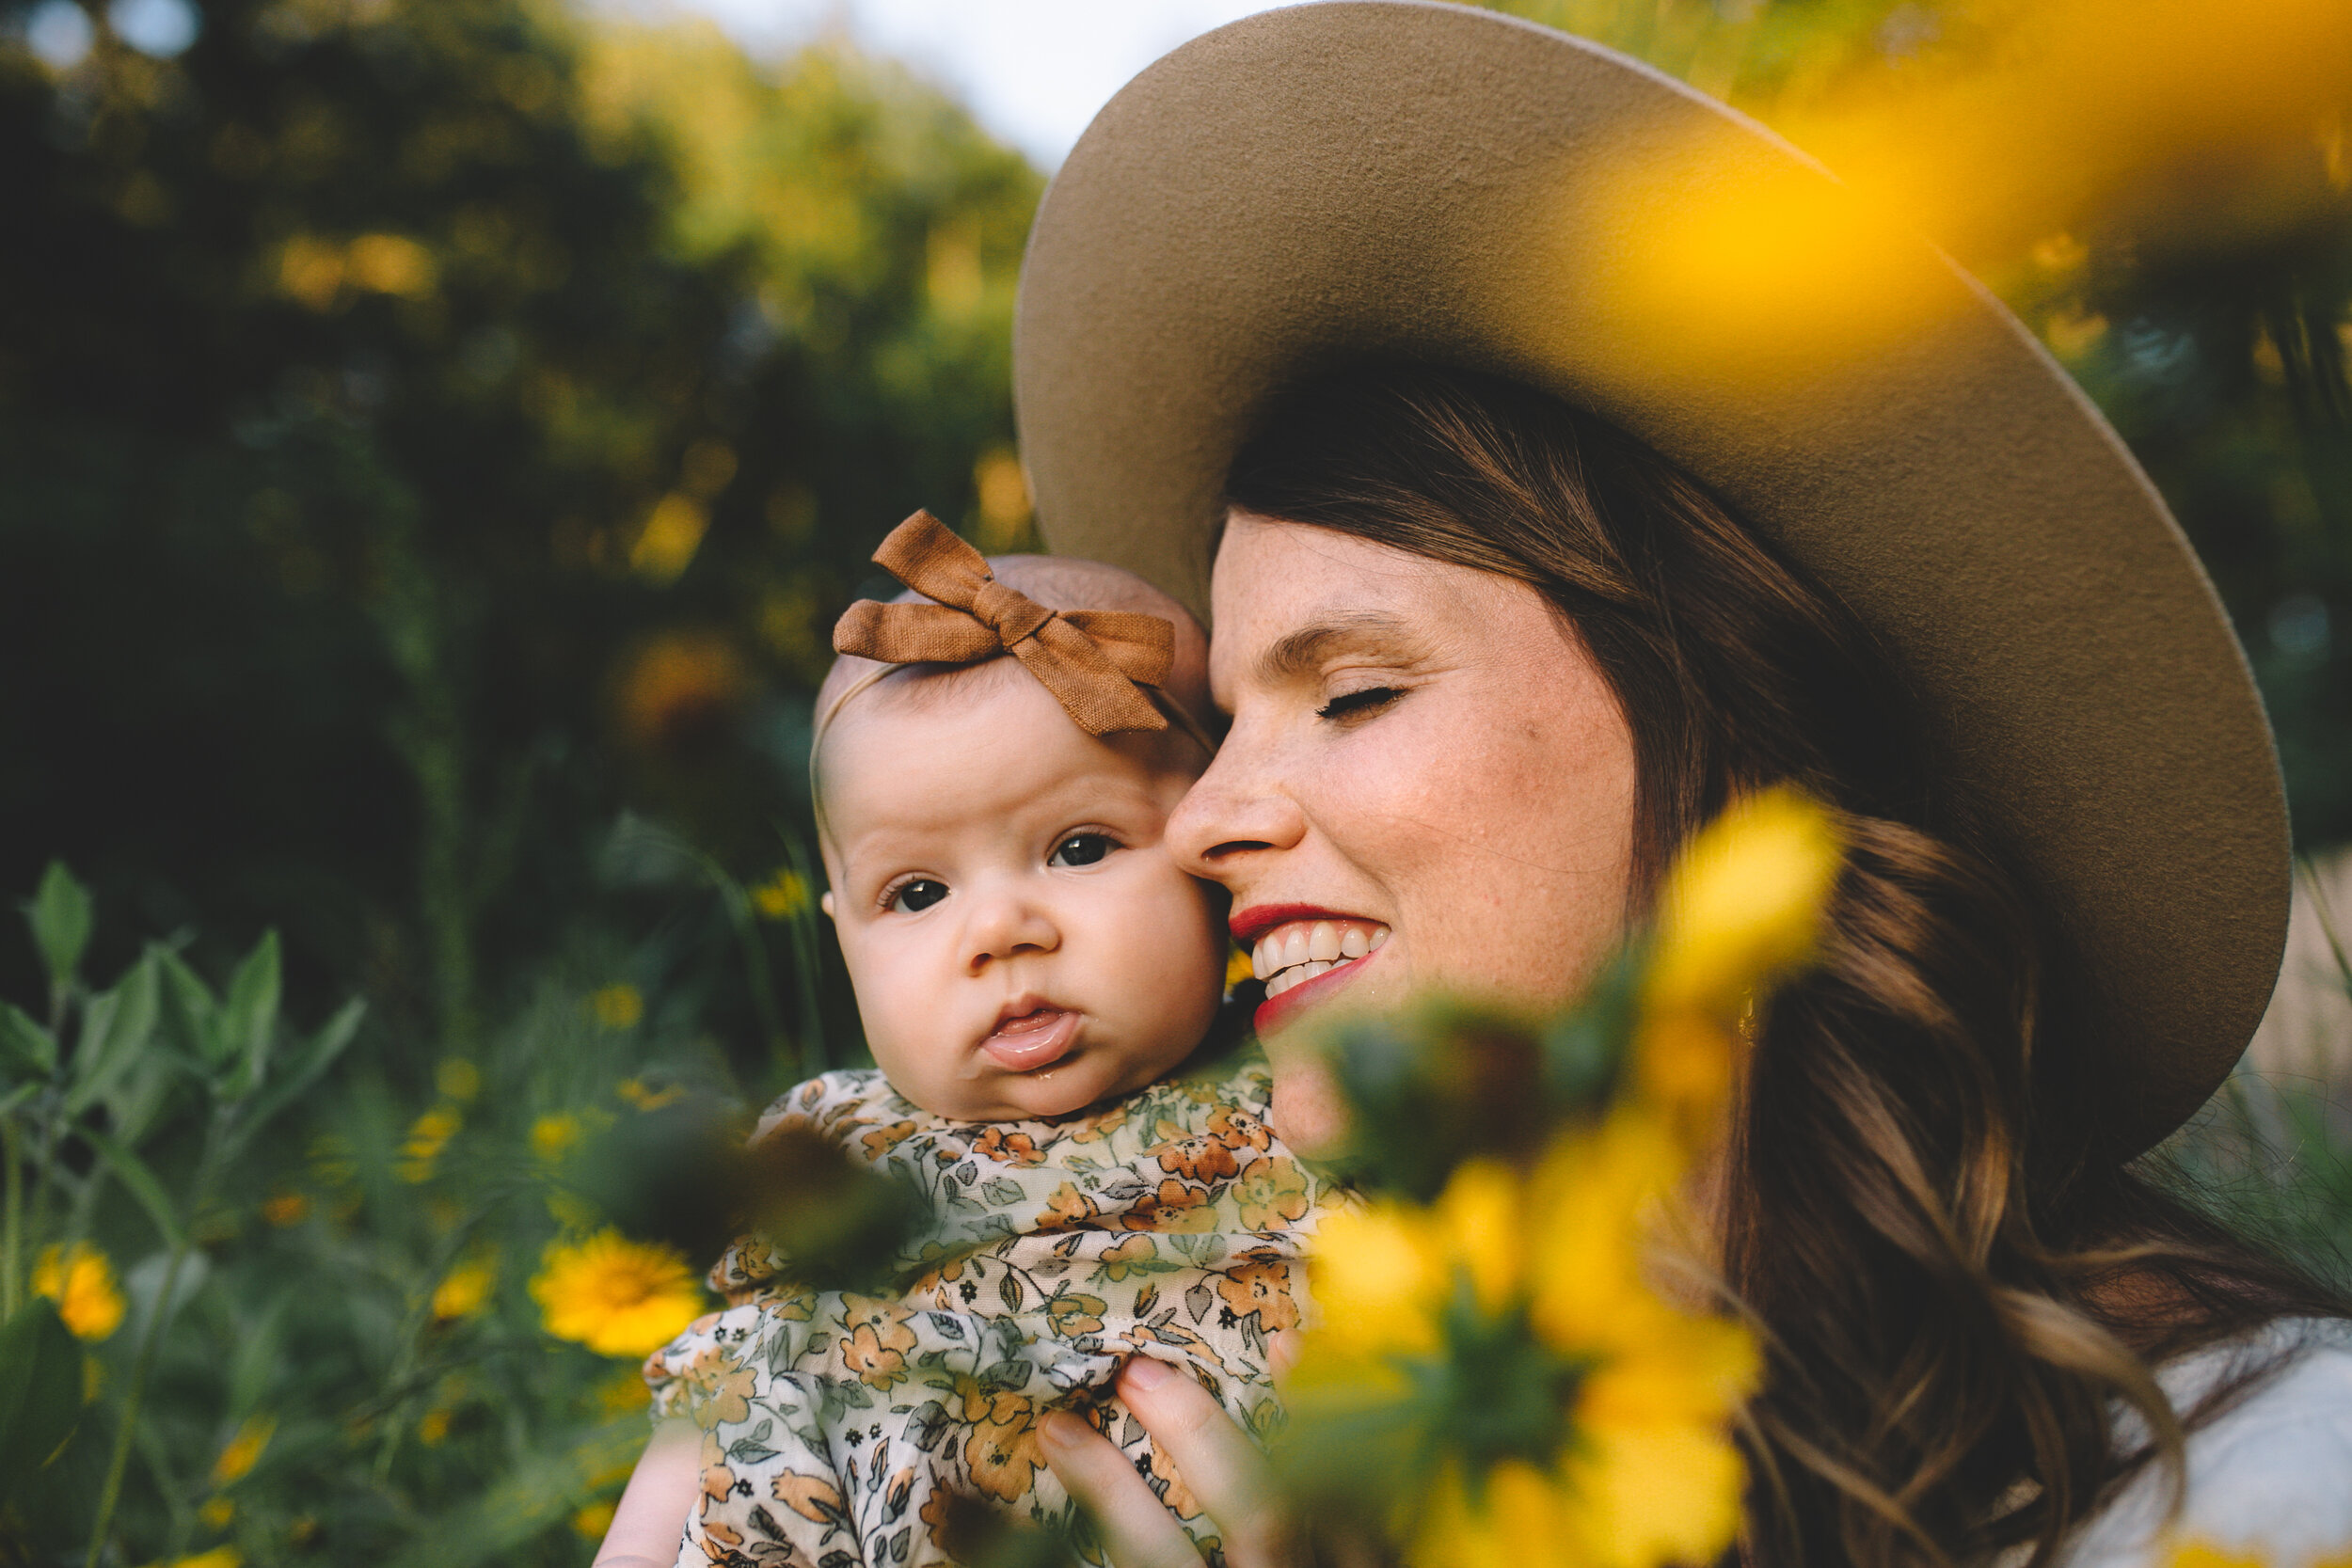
[643,1053,1347,1568]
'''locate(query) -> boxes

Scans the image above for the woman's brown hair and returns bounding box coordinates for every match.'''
[1224,364,2348,1568]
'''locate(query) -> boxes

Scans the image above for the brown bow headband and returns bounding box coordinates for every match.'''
[832,511,1176,736]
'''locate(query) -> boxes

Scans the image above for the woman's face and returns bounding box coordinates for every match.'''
[1168,514,1640,1149]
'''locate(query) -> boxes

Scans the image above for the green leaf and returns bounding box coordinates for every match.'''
[0,1298,84,1497]
[0,1002,56,1078]
[223,997,364,1157]
[215,931,281,1089]
[80,1126,190,1251]
[63,954,160,1117]
[24,863,92,997]
[156,947,221,1068]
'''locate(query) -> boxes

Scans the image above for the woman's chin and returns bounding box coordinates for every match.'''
[1266,1062,1351,1160]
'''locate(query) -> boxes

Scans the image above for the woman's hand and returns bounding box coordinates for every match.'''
[1039,1349,1301,1568]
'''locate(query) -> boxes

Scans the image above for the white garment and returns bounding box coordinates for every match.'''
[2059,1318,2352,1567]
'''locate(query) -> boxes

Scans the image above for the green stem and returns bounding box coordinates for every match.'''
[83,1131,216,1567]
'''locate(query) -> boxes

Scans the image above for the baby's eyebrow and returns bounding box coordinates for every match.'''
[1256,611,1422,685]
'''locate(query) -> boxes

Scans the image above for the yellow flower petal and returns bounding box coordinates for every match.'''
[1645,786,1842,1019]
[210,1416,275,1488]
[530,1229,702,1357]
[33,1243,125,1341]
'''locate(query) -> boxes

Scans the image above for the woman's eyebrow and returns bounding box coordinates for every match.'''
[1258,611,1421,683]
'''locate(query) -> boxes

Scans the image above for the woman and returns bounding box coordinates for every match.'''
[1017,6,2352,1567]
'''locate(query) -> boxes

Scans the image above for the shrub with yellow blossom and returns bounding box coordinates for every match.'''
[1279,788,1842,1567]
[529,1228,704,1357]
[33,1243,125,1342]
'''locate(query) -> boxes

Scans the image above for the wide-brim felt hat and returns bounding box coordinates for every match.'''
[1012,0,2287,1151]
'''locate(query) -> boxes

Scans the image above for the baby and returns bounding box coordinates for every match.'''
[622,513,1343,1568]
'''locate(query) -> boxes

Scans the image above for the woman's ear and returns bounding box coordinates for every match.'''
[820,891,836,922]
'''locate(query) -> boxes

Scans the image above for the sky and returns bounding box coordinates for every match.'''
[621,0,1288,168]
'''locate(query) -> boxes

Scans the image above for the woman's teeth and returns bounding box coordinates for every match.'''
[1249,920,1389,997]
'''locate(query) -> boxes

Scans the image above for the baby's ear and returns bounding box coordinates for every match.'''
[819,891,836,922]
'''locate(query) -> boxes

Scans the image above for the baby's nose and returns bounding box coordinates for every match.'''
[962,889,1061,972]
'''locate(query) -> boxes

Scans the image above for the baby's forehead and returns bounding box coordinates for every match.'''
[816,662,1205,848]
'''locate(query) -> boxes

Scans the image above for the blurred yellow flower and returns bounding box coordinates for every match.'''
[198,1496,233,1530]
[1290,1120,1756,1568]
[210,1416,275,1488]
[1645,788,1842,1018]
[396,1106,462,1183]
[34,1243,125,1341]
[260,1190,311,1227]
[1638,788,1841,1143]
[165,1549,241,1568]
[437,1056,482,1101]
[1224,945,1255,990]
[750,867,808,919]
[2167,1540,2352,1568]
[418,1407,452,1446]
[532,1111,585,1162]
[592,984,644,1029]
[531,1229,702,1357]
[432,1257,497,1321]
[572,1500,618,1539]
[617,1077,684,1113]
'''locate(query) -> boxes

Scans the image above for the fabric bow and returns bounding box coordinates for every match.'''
[832,511,1173,736]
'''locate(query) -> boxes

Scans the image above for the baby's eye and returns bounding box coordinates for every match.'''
[888,879,948,912]
[1049,833,1116,868]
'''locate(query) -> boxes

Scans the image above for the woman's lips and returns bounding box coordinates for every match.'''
[980,1006,1079,1072]
[1235,912,1391,1034]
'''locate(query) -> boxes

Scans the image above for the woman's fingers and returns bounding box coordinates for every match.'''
[1038,1409,1202,1568]
[1112,1356,1296,1568]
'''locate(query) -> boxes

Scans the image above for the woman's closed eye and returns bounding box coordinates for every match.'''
[884,877,948,912]
[1049,832,1117,868]
[1316,684,1403,721]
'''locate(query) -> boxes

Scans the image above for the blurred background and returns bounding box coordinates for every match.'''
[0,0,2346,1560]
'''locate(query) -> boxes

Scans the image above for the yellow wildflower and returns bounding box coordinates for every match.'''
[1224,945,1256,990]
[530,1229,702,1357]
[418,1407,452,1446]
[2166,1544,2269,1568]
[1645,786,1842,1019]
[432,1257,497,1320]
[532,1111,585,1162]
[572,1500,618,1539]
[436,1057,482,1101]
[166,1549,242,1568]
[1288,1118,1756,1568]
[260,1190,310,1227]
[592,984,644,1029]
[1637,788,1841,1143]
[750,868,808,919]
[396,1105,461,1182]
[34,1243,125,1341]
[210,1416,275,1488]
[198,1497,234,1530]
[617,1077,684,1113]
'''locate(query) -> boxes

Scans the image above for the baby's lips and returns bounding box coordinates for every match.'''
[980,1007,1078,1072]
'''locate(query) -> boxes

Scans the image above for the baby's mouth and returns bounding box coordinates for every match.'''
[980,1006,1080,1072]
[1249,920,1390,998]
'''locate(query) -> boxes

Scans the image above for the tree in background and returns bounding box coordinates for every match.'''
[0,0,1039,1082]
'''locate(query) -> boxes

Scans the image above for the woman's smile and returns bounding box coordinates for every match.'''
[1232,906,1393,1030]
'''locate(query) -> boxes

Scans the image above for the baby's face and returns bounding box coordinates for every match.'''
[818,671,1228,1121]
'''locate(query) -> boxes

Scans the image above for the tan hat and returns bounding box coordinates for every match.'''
[1012,0,2288,1150]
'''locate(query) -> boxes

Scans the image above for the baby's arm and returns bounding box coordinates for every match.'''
[593,1418,699,1568]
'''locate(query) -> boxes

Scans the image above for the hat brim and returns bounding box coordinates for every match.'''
[1012,0,2287,1150]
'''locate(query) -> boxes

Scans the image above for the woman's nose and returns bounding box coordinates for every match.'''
[1167,721,1308,880]
[961,886,1060,974]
